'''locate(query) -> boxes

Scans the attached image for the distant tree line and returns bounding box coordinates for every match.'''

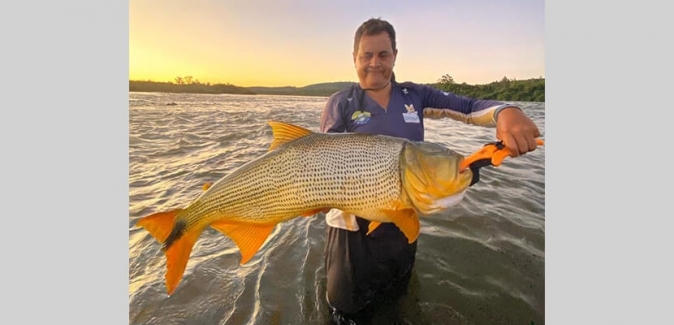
[430,74,545,102]
[129,74,544,102]
[129,76,255,95]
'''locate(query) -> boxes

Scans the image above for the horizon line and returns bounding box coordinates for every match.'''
[129,76,545,88]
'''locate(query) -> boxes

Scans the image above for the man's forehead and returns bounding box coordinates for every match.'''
[357,33,393,53]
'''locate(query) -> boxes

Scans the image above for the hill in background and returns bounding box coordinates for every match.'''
[129,75,544,102]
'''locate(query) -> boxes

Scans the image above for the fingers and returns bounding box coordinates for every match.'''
[500,129,541,157]
[495,110,542,157]
[502,132,521,157]
[526,135,538,153]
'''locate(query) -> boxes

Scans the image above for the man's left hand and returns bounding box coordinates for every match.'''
[496,107,541,157]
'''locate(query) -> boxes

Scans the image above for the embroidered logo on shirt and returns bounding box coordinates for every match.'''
[351,111,371,125]
[402,104,420,123]
[402,88,409,95]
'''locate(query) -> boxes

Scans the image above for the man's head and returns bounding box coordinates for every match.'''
[353,18,397,90]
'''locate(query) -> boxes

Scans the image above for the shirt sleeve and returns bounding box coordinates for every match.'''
[320,93,347,133]
[420,85,520,127]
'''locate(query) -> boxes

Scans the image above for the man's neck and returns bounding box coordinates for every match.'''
[363,81,393,109]
[362,80,392,96]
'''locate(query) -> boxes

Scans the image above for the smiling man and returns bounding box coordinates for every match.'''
[319,17,541,324]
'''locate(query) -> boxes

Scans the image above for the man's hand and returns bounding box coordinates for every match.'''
[496,107,541,157]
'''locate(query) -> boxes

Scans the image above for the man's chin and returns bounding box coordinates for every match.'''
[363,78,390,90]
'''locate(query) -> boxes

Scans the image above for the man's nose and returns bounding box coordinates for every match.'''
[368,56,381,68]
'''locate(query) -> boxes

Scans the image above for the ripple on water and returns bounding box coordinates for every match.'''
[128,94,545,324]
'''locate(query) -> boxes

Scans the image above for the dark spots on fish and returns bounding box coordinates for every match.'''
[162,219,186,251]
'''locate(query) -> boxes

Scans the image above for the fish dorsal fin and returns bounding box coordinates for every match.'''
[267,121,314,151]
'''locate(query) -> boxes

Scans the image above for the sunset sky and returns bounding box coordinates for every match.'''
[129,0,544,87]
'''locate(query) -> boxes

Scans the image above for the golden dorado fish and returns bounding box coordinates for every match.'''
[136,121,474,295]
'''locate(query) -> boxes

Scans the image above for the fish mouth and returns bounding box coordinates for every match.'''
[458,162,474,188]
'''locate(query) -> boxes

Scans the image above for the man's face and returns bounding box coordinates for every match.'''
[353,32,397,90]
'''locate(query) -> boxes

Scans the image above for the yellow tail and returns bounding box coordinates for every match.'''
[136,209,282,295]
[136,209,202,296]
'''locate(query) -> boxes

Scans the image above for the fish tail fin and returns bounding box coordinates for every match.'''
[136,209,201,296]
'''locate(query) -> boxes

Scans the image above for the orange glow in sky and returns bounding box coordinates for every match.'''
[130,0,544,87]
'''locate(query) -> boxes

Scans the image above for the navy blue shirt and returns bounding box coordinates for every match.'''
[320,80,515,141]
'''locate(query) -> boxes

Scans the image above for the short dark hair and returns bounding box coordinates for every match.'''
[353,18,397,53]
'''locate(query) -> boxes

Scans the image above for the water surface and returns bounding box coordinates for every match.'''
[129,92,545,324]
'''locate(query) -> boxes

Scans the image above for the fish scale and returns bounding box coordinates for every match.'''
[188,133,406,226]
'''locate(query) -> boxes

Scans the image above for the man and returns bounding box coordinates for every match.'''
[319,17,540,324]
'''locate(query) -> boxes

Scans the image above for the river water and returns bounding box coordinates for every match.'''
[129,92,545,325]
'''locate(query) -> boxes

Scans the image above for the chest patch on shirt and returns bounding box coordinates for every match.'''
[351,110,371,125]
[402,104,420,123]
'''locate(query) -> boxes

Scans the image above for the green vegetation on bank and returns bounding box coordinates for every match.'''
[129,77,255,95]
[130,74,544,102]
[432,74,545,102]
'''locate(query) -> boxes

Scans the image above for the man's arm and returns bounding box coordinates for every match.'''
[420,85,520,127]
[419,84,540,157]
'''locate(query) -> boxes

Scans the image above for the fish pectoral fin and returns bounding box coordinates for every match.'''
[366,221,382,235]
[136,209,201,296]
[380,209,420,244]
[267,121,314,151]
[210,221,276,265]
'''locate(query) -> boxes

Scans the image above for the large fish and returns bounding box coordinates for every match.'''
[136,121,474,295]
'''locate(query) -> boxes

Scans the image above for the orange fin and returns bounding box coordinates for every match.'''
[135,209,182,242]
[136,209,202,296]
[162,227,201,296]
[367,221,382,235]
[380,209,420,244]
[210,221,276,264]
[267,121,314,151]
[202,182,212,191]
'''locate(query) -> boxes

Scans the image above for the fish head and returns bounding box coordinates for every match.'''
[400,141,473,215]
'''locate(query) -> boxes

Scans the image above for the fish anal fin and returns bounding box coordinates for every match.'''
[367,221,382,235]
[267,121,314,151]
[210,221,276,264]
[380,209,420,244]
